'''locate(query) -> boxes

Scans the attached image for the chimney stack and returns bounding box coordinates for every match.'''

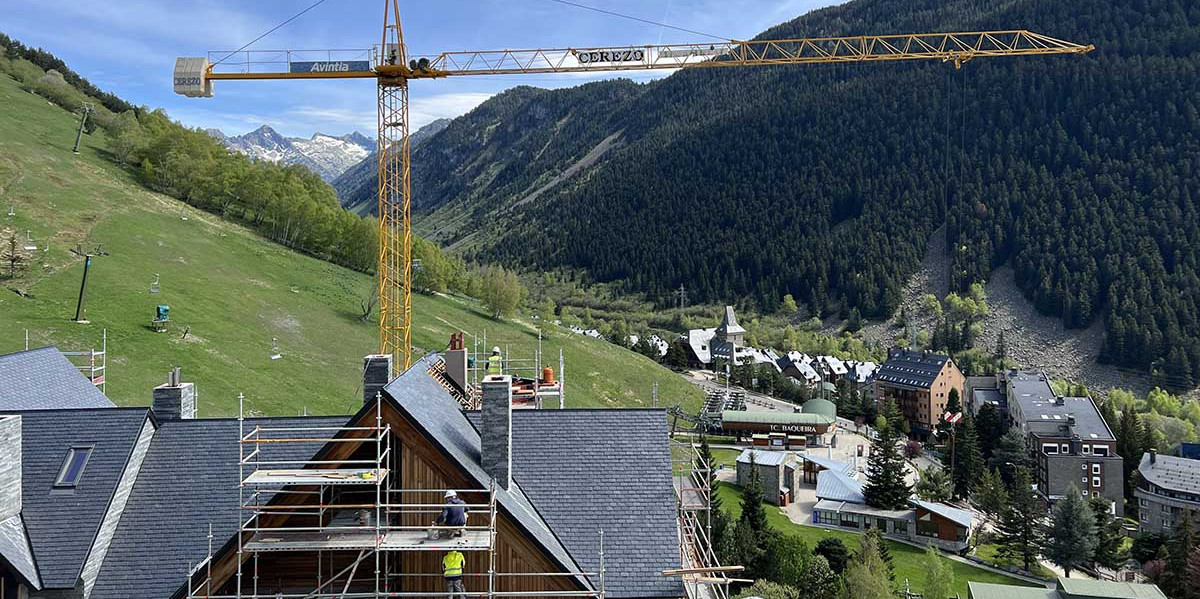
[152,367,196,420]
[445,333,469,392]
[363,354,393,404]
[1150,448,1157,465]
[0,415,21,520]
[481,375,513,490]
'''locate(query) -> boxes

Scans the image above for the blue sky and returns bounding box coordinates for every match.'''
[3,0,837,138]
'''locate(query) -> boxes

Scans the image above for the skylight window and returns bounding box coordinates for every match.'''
[54,446,93,487]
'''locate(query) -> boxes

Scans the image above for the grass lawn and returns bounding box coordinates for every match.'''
[715,485,1034,597]
[0,72,703,416]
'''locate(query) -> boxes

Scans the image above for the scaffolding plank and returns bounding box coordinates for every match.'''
[242,468,388,486]
[243,529,491,552]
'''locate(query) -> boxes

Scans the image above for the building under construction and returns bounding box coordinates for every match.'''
[0,341,728,599]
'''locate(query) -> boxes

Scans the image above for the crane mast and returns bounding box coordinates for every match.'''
[173,3,1094,370]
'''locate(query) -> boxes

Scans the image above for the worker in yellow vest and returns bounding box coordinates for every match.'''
[443,550,465,599]
[486,347,503,375]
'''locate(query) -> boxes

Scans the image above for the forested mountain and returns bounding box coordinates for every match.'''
[333,117,452,215]
[337,0,1200,385]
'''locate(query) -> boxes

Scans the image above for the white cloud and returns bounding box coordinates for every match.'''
[409,92,495,130]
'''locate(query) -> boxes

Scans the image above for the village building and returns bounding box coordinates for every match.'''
[735,449,799,506]
[0,346,703,599]
[810,470,973,551]
[797,453,856,485]
[991,370,1124,514]
[718,402,837,449]
[873,348,964,438]
[1135,450,1200,534]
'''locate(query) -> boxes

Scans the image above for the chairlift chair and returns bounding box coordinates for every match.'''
[149,273,161,294]
[6,205,13,217]
[270,337,283,360]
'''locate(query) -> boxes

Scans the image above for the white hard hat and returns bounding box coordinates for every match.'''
[445,490,457,499]
[492,346,501,354]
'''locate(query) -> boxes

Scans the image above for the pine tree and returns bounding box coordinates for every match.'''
[953,413,985,499]
[842,532,893,599]
[1165,515,1196,599]
[741,454,768,535]
[915,465,954,503]
[996,467,1045,573]
[864,527,894,581]
[1088,496,1129,570]
[802,555,840,599]
[814,537,850,574]
[864,400,913,510]
[736,453,773,579]
[1,229,28,278]
[922,545,955,599]
[698,437,731,558]
[972,469,1009,548]
[1045,485,1097,577]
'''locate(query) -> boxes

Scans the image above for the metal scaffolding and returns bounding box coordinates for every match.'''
[58,328,107,393]
[182,394,605,599]
[671,441,731,599]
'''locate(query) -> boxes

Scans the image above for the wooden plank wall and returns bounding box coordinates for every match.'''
[205,401,583,598]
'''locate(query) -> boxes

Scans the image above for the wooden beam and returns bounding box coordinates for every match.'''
[661,565,745,575]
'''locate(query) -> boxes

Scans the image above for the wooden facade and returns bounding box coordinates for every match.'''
[187,400,584,598]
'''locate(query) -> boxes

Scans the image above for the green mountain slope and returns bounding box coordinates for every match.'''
[0,72,702,416]
[341,0,1200,386]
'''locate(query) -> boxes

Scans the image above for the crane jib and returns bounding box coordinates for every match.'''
[290,60,372,73]
[575,49,645,64]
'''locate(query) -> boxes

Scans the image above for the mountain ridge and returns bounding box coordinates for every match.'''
[212,124,375,182]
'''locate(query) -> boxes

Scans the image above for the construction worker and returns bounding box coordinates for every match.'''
[434,490,468,538]
[443,550,465,599]
[486,346,503,375]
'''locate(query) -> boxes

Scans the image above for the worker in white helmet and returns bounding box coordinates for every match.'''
[486,346,503,375]
[434,490,468,539]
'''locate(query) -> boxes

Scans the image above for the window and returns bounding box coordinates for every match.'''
[1093,476,1101,488]
[1140,498,1149,507]
[55,446,93,487]
[1043,444,1059,455]
[1081,464,1088,471]
[1082,445,1091,454]
[1092,464,1101,475]
[1093,446,1108,456]
[1061,443,1069,453]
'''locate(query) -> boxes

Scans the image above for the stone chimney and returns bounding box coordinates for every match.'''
[1150,448,1157,465]
[0,415,21,520]
[445,333,469,392]
[481,375,512,490]
[152,367,195,420]
[363,354,393,404]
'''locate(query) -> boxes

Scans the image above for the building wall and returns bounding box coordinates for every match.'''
[0,417,20,521]
[1135,487,1200,535]
[736,461,786,506]
[1036,441,1124,516]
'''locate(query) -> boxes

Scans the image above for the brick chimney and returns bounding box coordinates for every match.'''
[0,415,21,520]
[481,375,512,490]
[363,354,393,404]
[152,367,195,420]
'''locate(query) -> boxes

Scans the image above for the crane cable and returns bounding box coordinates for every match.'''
[542,0,730,41]
[212,0,334,66]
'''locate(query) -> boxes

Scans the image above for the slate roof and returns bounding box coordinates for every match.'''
[815,469,865,503]
[468,409,685,598]
[685,328,716,364]
[874,349,950,390]
[385,357,589,590]
[735,449,793,467]
[0,514,39,589]
[1007,372,1115,441]
[911,499,973,529]
[91,414,350,599]
[1138,453,1200,495]
[0,347,114,411]
[714,306,745,337]
[6,407,148,589]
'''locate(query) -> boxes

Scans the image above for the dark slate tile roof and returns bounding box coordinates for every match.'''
[384,357,589,589]
[5,408,149,589]
[467,409,685,598]
[1138,453,1200,495]
[0,514,40,589]
[874,349,950,390]
[0,347,114,411]
[91,414,350,599]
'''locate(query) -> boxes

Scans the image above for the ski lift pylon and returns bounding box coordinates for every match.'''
[269,337,282,360]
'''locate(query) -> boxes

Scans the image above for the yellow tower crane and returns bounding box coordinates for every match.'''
[173,1,1093,370]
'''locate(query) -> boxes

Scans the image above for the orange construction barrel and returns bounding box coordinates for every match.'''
[542,367,556,385]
